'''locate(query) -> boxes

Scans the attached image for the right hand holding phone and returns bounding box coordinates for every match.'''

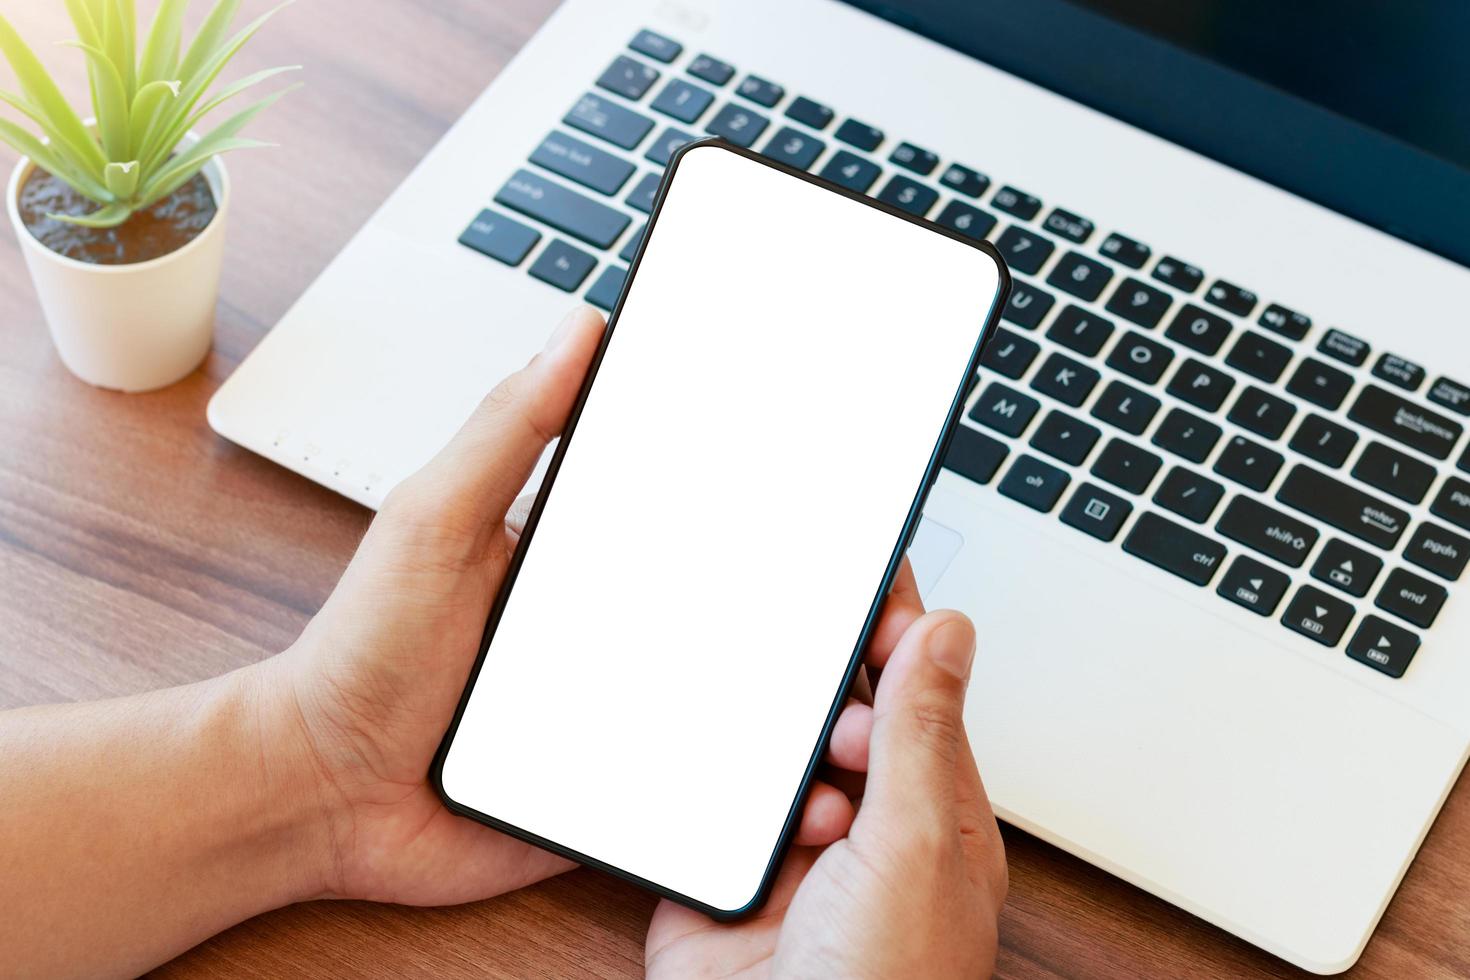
[645,573,1008,978]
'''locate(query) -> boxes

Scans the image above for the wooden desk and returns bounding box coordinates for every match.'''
[0,3,1465,976]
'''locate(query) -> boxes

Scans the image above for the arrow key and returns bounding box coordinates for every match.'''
[1346,615,1420,678]
[1217,554,1290,616]
[1309,537,1383,598]
[1281,585,1355,647]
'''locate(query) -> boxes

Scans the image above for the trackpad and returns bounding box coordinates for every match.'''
[908,517,965,597]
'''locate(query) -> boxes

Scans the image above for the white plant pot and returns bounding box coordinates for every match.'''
[5,141,229,393]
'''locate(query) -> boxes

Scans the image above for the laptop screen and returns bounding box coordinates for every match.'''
[843,0,1470,267]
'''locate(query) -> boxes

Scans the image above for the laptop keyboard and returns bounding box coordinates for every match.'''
[458,28,1470,681]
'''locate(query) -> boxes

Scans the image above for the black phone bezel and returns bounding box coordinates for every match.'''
[429,137,1011,920]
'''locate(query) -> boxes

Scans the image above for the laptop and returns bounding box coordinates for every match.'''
[208,0,1470,971]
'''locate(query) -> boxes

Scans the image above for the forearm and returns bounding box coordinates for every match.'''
[0,663,332,978]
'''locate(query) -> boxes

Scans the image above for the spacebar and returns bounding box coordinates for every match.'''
[494,168,631,250]
[1274,464,1409,550]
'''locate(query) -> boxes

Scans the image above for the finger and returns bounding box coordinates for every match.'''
[861,610,976,827]
[827,699,873,772]
[794,780,856,846]
[506,493,537,537]
[864,558,925,671]
[409,306,605,520]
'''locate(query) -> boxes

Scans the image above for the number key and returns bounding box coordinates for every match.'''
[993,225,1055,275]
[1046,251,1113,302]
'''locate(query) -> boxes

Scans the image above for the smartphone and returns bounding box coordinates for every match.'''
[432,139,1008,918]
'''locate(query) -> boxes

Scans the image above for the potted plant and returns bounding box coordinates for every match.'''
[0,1,296,392]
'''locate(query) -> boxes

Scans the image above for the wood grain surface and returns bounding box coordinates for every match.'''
[0,2,1465,977]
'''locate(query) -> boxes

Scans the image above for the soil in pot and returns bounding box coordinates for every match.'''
[18,166,217,265]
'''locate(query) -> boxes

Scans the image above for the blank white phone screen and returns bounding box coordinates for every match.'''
[440,143,1003,913]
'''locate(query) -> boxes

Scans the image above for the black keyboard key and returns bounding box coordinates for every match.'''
[1151,256,1204,294]
[939,163,990,198]
[1228,386,1296,440]
[1204,279,1258,316]
[1042,207,1094,244]
[1153,466,1224,523]
[1123,511,1226,586]
[1216,495,1318,567]
[584,264,626,310]
[1372,353,1425,392]
[1281,586,1354,647]
[1105,278,1173,328]
[991,185,1041,220]
[1030,410,1101,466]
[1217,555,1290,616]
[1352,441,1436,504]
[784,96,833,130]
[935,200,996,241]
[1311,538,1383,598]
[833,118,883,151]
[1061,483,1132,542]
[1002,281,1055,330]
[736,74,784,107]
[993,225,1055,275]
[998,454,1070,512]
[971,381,1039,437]
[1099,232,1151,269]
[1046,251,1113,302]
[1431,476,1470,531]
[1225,331,1293,384]
[645,126,696,166]
[1375,567,1447,628]
[597,55,660,100]
[625,171,660,213]
[1404,522,1470,581]
[1259,303,1311,341]
[889,141,938,176]
[630,29,681,63]
[1428,377,1470,416]
[705,102,769,147]
[1152,407,1221,463]
[1318,328,1370,367]
[458,209,540,266]
[876,175,939,217]
[564,92,655,150]
[1030,352,1099,407]
[1347,385,1464,460]
[1047,306,1115,358]
[528,239,597,292]
[819,150,881,193]
[943,426,1009,486]
[688,54,735,87]
[1091,438,1162,494]
[1346,616,1419,678]
[651,78,714,124]
[1166,359,1235,412]
[1289,416,1360,483]
[980,327,1038,379]
[619,223,645,263]
[1164,304,1232,356]
[530,131,637,195]
[1213,435,1283,492]
[1106,331,1174,384]
[1285,357,1354,410]
[495,169,632,250]
[1090,380,1159,435]
[1276,465,1409,549]
[762,127,825,169]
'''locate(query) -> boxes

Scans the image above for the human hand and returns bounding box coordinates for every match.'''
[645,591,1007,978]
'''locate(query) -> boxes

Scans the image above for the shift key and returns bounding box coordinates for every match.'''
[495,169,631,250]
[1276,464,1409,549]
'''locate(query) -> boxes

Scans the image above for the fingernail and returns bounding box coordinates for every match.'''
[928,617,975,680]
[544,307,589,352]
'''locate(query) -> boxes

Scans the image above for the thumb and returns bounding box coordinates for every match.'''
[402,305,606,519]
[861,610,976,824]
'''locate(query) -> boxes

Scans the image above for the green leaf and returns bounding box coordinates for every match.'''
[139,135,267,208]
[0,116,112,202]
[0,12,106,177]
[103,159,140,199]
[128,77,179,154]
[139,86,293,196]
[176,0,238,84]
[138,0,189,84]
[100,0,133,100]
[48,200,135,228]
[186,64,298,127]
[62,0,100,46]
[59,41,130,161]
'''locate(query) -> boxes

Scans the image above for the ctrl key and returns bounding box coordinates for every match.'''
[1280,585,1354,647]
[1346,615,1420,678]
[1122,511,1226,586]
[458,209,540,266]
